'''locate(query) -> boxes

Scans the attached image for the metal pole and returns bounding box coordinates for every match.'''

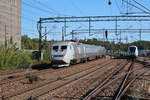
[139,29,141,41]
[72,30,74,40]
[119,31,121,55]
[5,25,7,47]
[38,18,42,54]
[45,27,47,41]
[103,29,105,46]
[89,17,91,35]
[63,18,66,41]
[45,27,47,49]
[62,26,64,41]
[115,17,118,38]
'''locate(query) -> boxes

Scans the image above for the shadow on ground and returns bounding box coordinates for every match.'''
[31,62,52,70]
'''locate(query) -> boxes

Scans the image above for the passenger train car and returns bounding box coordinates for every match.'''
[128,45,138,58]
[51,41,106,67]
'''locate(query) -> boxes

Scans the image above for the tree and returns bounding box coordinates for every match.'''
[21,35,33,49]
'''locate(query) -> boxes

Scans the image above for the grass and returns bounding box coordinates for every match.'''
[0,46,32,70]
[0,43,51,71]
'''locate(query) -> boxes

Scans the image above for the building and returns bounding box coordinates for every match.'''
[0,0,22,49]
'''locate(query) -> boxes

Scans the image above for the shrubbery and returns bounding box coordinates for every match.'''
[0,46,32,70]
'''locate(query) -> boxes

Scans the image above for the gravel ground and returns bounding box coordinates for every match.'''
[1,57,149,100]
[0,58,109,99]
[37,59,125,100]
[97,58,150,100]
[126,70,150,99]
[38,58,150,100]
[0,68,36,81]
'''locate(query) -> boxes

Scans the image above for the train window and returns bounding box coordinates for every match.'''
[130,47,136,52]
[53,46,58,51]
[61,45,67,51]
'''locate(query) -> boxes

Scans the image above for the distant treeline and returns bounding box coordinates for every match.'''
[22,35,150,52]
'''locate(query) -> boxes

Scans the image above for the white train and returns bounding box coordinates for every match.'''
[51,41,106,67]
[128,45,138,58]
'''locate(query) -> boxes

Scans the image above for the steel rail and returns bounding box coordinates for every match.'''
[0,68,55,85]
[34,60,122,100]
[0,59,100,85]
[1,60,114,100]
[113,62,135,100]
[83,61,149,100]
[83,61,130,100]
[117,68,150,100]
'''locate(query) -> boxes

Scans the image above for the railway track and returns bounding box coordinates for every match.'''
[0,58,107,86]
[113,63,150,100]
[83,60,150,100]
[0,62,52,79]
[38,60,127,100]
[0,68,55,85]
[0,68,35,81]
[112,61,135,100]
[1,59,117,100]
[0,58,110,99]
[82,60,131,100]
[2,58,148,100]
[117,68,150,99]
[0,69,28,76]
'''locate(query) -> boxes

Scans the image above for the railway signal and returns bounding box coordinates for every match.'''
[108,0,112,5]
[105,30,108,40]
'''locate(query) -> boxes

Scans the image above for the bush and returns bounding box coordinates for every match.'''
[0,46,32,70]
[43,49,50,61]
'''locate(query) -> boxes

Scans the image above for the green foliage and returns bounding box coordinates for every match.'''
[22,35,33,49]
[43,49,50,61]
[0,46,32,70]
[43,41,51,61]
[21,35,39,50]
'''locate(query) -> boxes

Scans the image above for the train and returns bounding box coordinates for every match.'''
[50,41,106,67]
[127,45,138,58]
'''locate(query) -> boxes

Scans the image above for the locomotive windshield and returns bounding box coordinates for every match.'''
[61,45,67,51]
[53,46,58,51]
[129,47,136,52]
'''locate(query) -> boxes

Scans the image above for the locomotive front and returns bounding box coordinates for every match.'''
[51,42,71,67]
[128,46,138,58]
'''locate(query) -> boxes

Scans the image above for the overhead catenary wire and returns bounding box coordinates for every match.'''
[22,1,55,15]
[0,0,54,18]
[122,0,150,14]
[32,0,70,16]
[66,0,88,28]
[132,0,150,13]
[67,0,84,15]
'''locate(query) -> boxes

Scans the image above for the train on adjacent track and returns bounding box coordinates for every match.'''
[114,45,139,59]
[50,41,106,67]
[128,45,138,58]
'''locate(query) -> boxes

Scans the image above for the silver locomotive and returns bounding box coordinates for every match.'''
[51,41,106,67]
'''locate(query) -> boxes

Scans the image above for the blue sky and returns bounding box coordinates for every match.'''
[22,0,150,42]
